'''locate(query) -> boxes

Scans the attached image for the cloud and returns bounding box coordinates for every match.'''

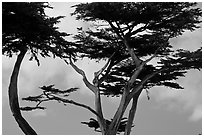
[150,70,202,122]
[170,28,202,51]
[2,55,72,106]
[31,110,47,117]
[189,105,202,122]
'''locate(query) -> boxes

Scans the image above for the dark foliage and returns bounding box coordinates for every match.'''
[71,2,201,96]
[81,117,131,134]
[21,85,78,111]
[71,3,201,133]
[2,2,74,65]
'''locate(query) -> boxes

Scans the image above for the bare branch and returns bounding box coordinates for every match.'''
[65,59,106,132]
[98,60,115,85]
[48,94,103,120]
[63,98,102,119]
[128,64,144,86]
[36,99,49,107]
[93,52,116,85]
[65,59,85,76]
[128,68,168,99]
[124,39,142,67]
[65,59,97,94]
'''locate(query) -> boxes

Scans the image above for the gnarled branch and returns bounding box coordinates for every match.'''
[64,59,97,94]
[128,68,168,99]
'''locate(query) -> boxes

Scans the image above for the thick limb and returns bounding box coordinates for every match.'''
[124,89,142,135]
[65,58,106,134]
[8,49,37,135]
[106,84,131,134]
[94,90,106,134]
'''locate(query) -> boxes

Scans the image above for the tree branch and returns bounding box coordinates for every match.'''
[130,23,149,36]
[98,56,123,85]
[108,20,142,68]
[143,36,170,65]
[128,63,145,86]
[128,68,168,99]
[108,21,124,40]
[128,36,170,86]
[94,91,106,134]
[123,22,134,35]
[65,58,106,133]
[124,38,142,67]
[128,36,170,87]
[124,89,142,135]
[93,52,115,86]
[8,49,37,135]
[98,59,115,84]
[64,59,97,94]
[107,84,131,134]
[115,21,125,38]
[50,94,103,120]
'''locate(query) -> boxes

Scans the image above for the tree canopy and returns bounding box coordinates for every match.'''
[2,2,73,64]
[69,2,202,134]
[71,2,201,96]
[2,2,74,135]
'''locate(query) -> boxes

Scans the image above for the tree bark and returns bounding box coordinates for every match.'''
[124,89,142,135]
[105,84,130,135]
[95,90,106,134]
[8,49,37,135]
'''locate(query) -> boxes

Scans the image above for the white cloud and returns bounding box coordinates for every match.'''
[150,70,202,122]
[189,105,202,122]
[31,110,47,117]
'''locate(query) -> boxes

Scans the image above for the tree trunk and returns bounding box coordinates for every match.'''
[95,90,106,134]
[105,85,130,135]
[124,89,142,135]
[8,49,37,135]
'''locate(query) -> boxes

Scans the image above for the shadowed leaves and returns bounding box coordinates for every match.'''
[81,117,131,134]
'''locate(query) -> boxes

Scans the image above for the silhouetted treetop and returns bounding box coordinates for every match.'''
[71,2,201,96]
[72,2,201,37]
[2,2,74,65]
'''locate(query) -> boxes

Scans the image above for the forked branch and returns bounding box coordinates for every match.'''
[64,59,97,93]
[124,89,142,135]
[93,52,115,85]
[128,68,168,99]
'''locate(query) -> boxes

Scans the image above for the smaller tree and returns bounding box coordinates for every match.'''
[2,2,74,135]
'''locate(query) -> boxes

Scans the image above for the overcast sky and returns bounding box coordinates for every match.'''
[2,2,202,135]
